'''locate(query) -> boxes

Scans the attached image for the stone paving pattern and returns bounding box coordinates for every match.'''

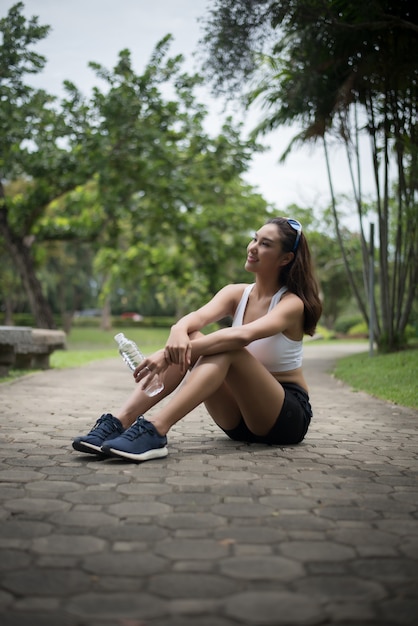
[0,342,417,626]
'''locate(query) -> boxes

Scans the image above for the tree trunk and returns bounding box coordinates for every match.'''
[3,296,14,325]
[100,296,112,331]
[0,198,56,329]
[323,137,369,323]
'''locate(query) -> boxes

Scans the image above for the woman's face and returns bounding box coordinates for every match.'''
[245,223,284,274]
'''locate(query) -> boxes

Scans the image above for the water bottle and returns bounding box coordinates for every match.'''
[114,333,164,397]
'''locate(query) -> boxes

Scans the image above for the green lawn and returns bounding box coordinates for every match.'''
[333,346,418,409]
[51,326,169,369]
[0,327,169,383]
[66,326,169,350]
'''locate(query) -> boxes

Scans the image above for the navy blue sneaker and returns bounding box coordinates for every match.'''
[101,416,168,462]
[72,414,124,455]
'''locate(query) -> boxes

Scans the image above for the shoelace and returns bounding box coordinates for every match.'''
[90,415,119,437]
[121,419,156,442]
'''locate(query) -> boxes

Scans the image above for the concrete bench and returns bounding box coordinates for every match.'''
[0,326,67,376]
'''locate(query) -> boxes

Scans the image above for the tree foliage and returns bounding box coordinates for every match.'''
[201,0,418,351]
[0,3,269,328]
[0,2,98,327]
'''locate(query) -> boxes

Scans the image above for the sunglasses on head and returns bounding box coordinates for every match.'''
[286,218,302,252]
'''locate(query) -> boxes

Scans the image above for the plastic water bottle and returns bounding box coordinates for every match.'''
[114,333,164,397]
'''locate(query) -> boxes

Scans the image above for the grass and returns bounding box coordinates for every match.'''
[52,326,170,369]
[333,346,418,409]
[66,326,169,350]
[0,327,169,383]
[50,328,169,369]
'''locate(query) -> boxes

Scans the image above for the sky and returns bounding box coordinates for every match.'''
[5,0,375,216]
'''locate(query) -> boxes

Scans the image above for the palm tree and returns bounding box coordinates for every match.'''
[202,0,418,351]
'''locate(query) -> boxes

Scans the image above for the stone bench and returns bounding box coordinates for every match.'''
[0,326,67,376]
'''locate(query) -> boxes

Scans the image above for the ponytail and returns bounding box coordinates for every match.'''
[267,217,322,335]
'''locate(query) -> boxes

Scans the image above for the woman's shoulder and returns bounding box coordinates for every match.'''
[280,288,303,301]
[215,283,252,310]
[222,283,253,299]
[219,282,252,293]
[277,289,305,313]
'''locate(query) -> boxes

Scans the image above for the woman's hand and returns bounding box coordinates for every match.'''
[133,349,168,388]
[164,325,192,374]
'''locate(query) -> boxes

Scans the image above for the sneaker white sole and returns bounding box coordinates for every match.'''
[106,446,168,462]
[72,441,109,454]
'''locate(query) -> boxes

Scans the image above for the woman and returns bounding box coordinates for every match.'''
[72,217,322,462]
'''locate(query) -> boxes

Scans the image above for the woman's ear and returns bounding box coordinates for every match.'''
[279,252,295,267]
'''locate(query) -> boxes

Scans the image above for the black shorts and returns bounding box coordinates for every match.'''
[222,382,313,446]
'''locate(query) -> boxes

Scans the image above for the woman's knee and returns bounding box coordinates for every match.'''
[197,349,246,368]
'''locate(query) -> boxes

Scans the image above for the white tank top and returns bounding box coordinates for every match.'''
[232,284,303,372]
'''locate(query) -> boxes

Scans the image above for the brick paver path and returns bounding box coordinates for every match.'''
[0,342,417,625]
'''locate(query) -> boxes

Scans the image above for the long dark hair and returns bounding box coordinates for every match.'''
[267,217,322,336]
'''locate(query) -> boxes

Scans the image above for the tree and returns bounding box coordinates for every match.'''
[1,4,267,329]
[27,34,268,324]
[81,42,268,319]
[200,0,418,351]
[311,227,363,330]
[0,3,96,327]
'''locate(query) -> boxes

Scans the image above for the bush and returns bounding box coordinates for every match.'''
[1,313,66,328]
[348,321,368,337]
[137,316,175,328]
[405,324,417,341]
[1,313,35,327]
[71,317,102,328]
[334,314,364,334]
[312,324,337,340]
[71,315,176,330]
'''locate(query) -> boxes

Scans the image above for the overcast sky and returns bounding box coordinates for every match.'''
[7,0,375,216]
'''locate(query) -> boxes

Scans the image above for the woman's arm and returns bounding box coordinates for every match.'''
[190,292,304,360]
[164,284,244,371]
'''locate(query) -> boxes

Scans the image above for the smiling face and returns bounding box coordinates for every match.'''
[245,223,293,277]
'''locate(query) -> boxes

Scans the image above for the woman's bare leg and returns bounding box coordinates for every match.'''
[113,330,206,429]
[114,364,187,429]
[148,348,285,437]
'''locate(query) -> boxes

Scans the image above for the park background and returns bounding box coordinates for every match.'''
[1,1,417,407]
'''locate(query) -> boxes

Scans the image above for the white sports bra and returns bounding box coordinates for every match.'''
[232,284,303,373]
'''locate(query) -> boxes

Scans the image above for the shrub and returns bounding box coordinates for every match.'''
[2,313,35,327]
[335,314,364,334]
[348,322,368,337]
[313,324,337,340]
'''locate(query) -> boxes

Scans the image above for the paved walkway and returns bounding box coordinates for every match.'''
[0,342,417,626]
